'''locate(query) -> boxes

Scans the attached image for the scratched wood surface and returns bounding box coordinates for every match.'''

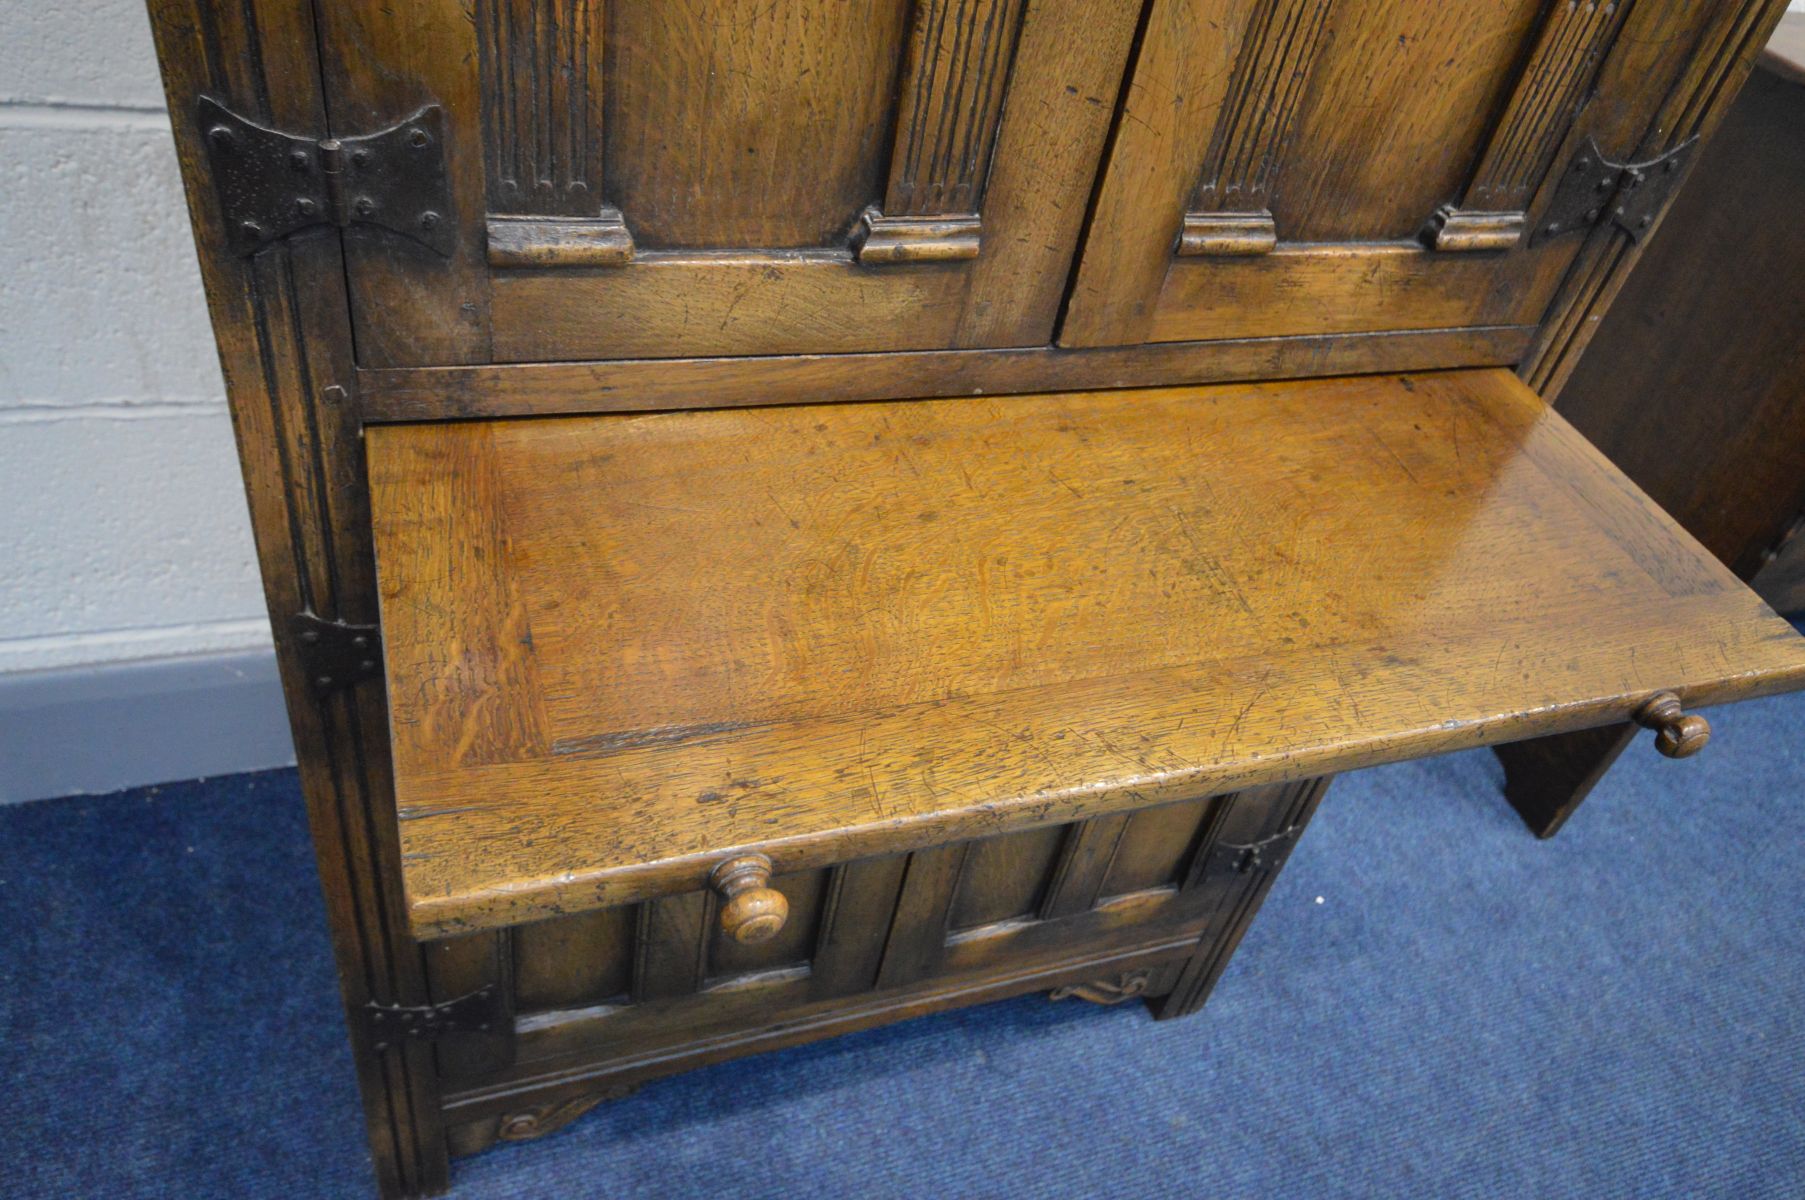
[323,0,1139,364]
[368,368,1805,936]
[1061,0,1726,348]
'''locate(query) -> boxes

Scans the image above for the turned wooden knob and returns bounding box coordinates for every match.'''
[1635,692,1710,759]
[709,854,788,944]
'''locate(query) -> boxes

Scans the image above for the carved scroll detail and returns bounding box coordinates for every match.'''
[1049,968,1156,1006]
[856,0,1027,264]
[498,1084,637,1143]
[1431,0,1635,252]
[1179,0,1335,256]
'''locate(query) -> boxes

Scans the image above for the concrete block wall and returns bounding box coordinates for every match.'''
[1,1,290,799]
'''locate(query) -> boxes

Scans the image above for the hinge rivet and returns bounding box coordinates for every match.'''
[300,630,321,645]
[353,197,375,218]
[295,197,318,217]
[420,211,441,231]
[316,676,334,689]
[408,128,430,149]
[351,149,370,168]
[288,149,311,172]
[239,220,262,239]
[1545,222,1561,234]
[1574,157,1590,171]
[207,125,234,148]
[1584,208,1599,222]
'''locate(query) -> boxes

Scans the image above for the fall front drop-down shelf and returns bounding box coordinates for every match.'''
[368,369,1805,938]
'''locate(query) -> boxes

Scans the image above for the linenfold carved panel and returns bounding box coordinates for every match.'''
[856,0,1028,262]
[1431,0,1636,251]
[476,0,1027,265]
[478,0,606,215]
[1180,0,1334,256]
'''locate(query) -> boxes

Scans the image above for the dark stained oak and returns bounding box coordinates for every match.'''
[143,2,455,1195]
[1063,0,1785,352]
[142,2,1801,1194]
[356,325,1535,423]
[368,369,1805,937]
[320,0,1141,364]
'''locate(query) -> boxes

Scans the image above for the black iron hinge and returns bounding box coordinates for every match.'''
[290,612,382,694]
[1208,824,1304,876]
[198,96,453,258]
[360,986,506,1053]
[1530,135,1699,247]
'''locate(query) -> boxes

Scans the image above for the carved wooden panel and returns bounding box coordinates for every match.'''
[476,0,631,263]
[1064,0,1733,349]
[474,0,1034,263]
[337,0,1136,361]
[1179,0,1334,256]
[1432,0,1637,251]
[857,0,1029,262]
[478,0,605,215]
[605,0,910,251]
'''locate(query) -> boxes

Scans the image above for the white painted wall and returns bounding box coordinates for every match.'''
[0,1,271,675]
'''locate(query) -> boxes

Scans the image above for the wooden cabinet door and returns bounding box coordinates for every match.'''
[312,0,1138,366]
[1062,0,1755,348]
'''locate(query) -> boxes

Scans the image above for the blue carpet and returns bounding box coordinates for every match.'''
[3,687,1802,1198]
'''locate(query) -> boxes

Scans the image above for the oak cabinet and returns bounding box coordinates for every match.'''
[314,0,1141,365]
[429,781,1328,1155]
[1063,0,1732,348]
[142,1,1801,1197]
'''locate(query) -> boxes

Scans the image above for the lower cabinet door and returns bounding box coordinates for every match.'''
[427,777,1328,1156]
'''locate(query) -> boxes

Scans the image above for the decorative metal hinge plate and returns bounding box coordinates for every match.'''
[361,986,505,1053]
[198,96,453,258]
[1208,824,1304,876]
[1531,135,1698,247]
[291,612,382,694]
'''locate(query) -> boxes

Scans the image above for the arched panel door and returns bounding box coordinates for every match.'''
[309,0,1139,366]
[1062,0,1748,348]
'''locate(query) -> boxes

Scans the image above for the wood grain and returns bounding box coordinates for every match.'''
[1062,0,1717,350]
[605,0,907,249]
[1523,0,1793,394]
[466,0,1137,362]
[367,369,1805,936]
[477,0,608,217]
[357,325,1537,422]
[1434,0,1633,247]
[145,1,453,1193]
[1186,0,1334,228]
[312,0,493,366]
[883,0,1026,218]
[1146,243,1572,343]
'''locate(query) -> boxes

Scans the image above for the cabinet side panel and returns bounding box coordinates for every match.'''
[144,1,449,1195]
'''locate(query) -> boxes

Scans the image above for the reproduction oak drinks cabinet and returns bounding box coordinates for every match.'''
[144,1,1805,1195]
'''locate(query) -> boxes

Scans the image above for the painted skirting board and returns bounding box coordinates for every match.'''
[0,650,294,804]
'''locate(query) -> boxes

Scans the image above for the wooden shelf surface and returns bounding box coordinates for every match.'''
[368,369,1805,936]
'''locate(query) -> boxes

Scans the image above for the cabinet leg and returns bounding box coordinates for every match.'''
[1149,776,1332,1020]
[1493,725,1637,839]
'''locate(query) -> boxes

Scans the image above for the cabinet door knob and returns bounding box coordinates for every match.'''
[709,854,788,944]
[1635,692,1711,759]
